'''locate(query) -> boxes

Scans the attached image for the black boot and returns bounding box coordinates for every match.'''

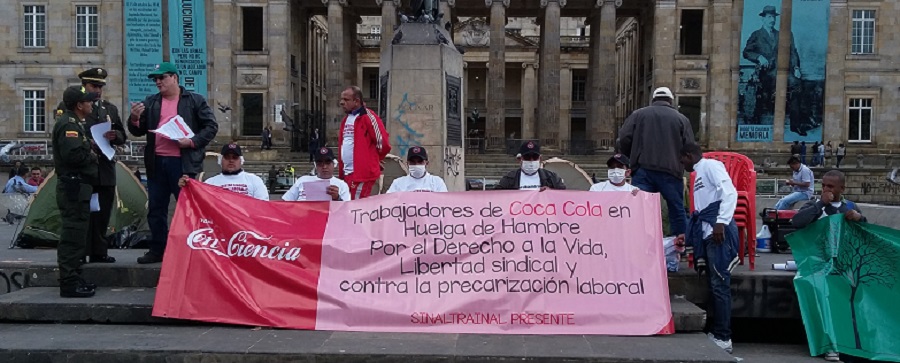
[137,252,163,264]
[60,283,95,298]
[89,255,116,263]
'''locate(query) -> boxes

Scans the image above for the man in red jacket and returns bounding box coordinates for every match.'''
[338,86,391,199]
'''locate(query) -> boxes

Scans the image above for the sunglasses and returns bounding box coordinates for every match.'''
[151,74,172,81]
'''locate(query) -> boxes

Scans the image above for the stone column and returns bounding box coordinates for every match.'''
[589,0,618,145]
[559,66,572,150]
[346,13,359,87]
[652,0,676,87]
[269,0,290,124]
[377,0,400,52]
[439,0,454,32]
[211,0,235,139]
[486,0,508,149]
[586,12,599,135]
[772,0,793,142]
[521,62,537,139]
[823,0,848,144]
[324,0,347,145]
[537,0,564,148]
[709,0,734,150]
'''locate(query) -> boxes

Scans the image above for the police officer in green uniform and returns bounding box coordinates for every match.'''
[56,68,127,263]
[53,86,100,298]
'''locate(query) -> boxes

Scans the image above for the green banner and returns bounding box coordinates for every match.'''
[788,215,900,362]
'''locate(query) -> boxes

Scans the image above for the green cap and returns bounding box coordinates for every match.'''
[63,85,100,106]
[147,62,178,78]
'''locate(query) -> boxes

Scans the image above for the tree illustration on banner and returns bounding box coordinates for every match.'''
[832,223,899,349]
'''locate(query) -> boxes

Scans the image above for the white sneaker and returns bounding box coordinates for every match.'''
[707,333,733,354]
[823,351,840,361]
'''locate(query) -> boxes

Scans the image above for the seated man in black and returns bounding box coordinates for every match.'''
[496,141,565,191]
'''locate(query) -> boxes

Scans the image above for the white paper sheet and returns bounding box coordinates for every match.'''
[150,115,195,140]
[303,180,332,201]
[89,121,116,161]
[90,193,100,212]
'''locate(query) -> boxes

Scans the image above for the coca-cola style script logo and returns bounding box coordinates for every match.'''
[187,227,302,262]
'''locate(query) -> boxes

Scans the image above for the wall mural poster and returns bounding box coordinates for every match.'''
[784,0,830,142]
[168,0,208,97]
[736,0,783,142]
[124,0,164,106]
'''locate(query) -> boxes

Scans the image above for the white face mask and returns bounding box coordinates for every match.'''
[608,168,627,184]
[521,161,540,175]
[409,165,427,179]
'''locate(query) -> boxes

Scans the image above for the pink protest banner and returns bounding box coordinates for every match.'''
[154,180,673,335]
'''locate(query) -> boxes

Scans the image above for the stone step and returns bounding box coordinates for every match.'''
[0,287,706,332]
[0,324,737,363]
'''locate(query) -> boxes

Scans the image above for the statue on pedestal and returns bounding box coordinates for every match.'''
[402,0,441,24]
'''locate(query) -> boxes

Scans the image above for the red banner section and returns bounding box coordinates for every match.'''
[153,180,674,335]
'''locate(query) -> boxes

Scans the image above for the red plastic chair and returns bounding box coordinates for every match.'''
[688,152,757,270]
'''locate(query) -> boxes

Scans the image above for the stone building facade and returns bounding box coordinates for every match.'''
[0,0,897,159]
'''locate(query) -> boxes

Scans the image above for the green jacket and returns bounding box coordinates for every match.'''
[52,110,98,184]
[57,100,126,186]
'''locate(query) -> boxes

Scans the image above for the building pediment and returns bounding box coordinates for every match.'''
[453,17,536,48]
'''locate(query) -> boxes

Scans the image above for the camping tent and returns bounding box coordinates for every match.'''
[374,154,407,195]
[14,161,149,249]
[542,157,594,191]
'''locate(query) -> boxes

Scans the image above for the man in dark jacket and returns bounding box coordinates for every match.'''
[57,68,127,264]
[618,87,695,238]
[792,170,865,229]
[496,141,566,191]
[127,62,218,264]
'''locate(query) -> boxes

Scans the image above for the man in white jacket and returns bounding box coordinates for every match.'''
[180,143,269,200]
[387,146,448,193]
[283,147,350,201]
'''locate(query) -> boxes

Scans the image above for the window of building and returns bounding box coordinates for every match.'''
[242,7,264,51]
[23,5,46,48]
[851,10,875,54]
[371,25,381,35]
[241,93,264,135]
[368,73,378,100]
[572,74,586,102]
[75,5,98,48]
[848,98,872,142]
[677,96,702,141]
[679,9,704,55]
[23,89,46,133]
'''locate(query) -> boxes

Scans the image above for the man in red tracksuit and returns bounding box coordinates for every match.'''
[337,86,391,199]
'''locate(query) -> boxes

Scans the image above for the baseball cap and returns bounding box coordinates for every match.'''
[78,68,108,86]
[148,62,178,78]
[63,86,100,105]
[315,147,335,162]
[519,140,541,156]
[606,154,631,168]
[652,87,674,100]
[407,146,428,161]
[221,143,242,156]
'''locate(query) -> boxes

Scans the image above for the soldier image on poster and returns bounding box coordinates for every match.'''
[784,0,830,142]
[737,2,791,142]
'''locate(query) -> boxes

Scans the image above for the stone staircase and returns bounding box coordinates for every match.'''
[0,249,737,363]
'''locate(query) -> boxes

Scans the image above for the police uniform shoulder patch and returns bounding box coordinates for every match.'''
[65,131,79,138]
[68,117,77,123]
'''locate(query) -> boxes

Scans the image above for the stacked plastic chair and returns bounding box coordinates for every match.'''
[688,152,757,270]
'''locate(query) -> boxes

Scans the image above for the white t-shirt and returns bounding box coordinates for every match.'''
[387,174,448,193]
[341,114,358,175]
[518,172,541,190]
[691,159,738,238]
[205,172,269,201]
[589,181,636,192]
[819,201,844,219]
[282,175,351,201]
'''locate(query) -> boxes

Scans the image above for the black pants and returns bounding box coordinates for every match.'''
[57,181,91,288]
[86,185,115,257]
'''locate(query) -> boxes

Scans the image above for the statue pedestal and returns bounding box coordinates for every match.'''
[379,22,465,191]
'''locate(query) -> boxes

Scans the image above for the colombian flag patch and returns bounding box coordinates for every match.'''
[65,131,79,138]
